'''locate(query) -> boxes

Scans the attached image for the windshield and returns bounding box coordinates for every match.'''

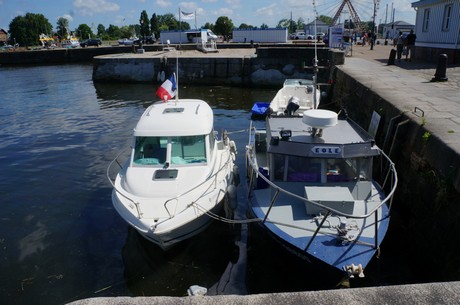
[133,135,207,166]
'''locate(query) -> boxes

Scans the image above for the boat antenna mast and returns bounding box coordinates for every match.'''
[312,0,319,109]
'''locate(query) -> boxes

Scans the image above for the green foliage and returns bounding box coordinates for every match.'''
[214,16,234,41]
[150,13,159,39]
[239,23,253,29]
[203,22,214,31]
[139,10,150,37]
[9,13,52,46]
[260,23,268,29]
[318,15,333,25]
[56,17,69,39]
[97,24,106,37]
[422,132,431,142]
[76,24,93,40]
[157,13,178,30]
[106,24,122,39]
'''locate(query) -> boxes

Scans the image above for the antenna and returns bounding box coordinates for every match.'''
[312,0,319,109]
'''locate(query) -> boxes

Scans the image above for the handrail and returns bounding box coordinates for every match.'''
[107,139,235,221]
[246,128,398,220]
[163,145,234,218]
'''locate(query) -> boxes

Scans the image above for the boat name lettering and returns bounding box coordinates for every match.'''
[312,146,341,154]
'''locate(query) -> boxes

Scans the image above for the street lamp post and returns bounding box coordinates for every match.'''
[370,0,380,50]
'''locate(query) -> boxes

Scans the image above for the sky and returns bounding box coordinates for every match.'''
[0,0,417,32]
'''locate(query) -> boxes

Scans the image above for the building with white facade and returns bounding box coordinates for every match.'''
[411,0,460,64]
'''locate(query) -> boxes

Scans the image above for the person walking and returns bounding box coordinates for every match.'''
[396,32,404,62]
[405,29,416,61]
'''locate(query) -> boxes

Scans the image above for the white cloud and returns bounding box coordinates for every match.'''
[156,0,172,8]
[73,0,120,16]
[60,14,74,22]
[255,3,277,17]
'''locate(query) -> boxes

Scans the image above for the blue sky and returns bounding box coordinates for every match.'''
[0,0,416,32]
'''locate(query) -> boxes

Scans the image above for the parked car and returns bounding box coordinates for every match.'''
[134,36,156,45]
[80,39,102,47]
[293,32,306,40]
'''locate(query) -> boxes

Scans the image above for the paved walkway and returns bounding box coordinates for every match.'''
[339,41,460,155]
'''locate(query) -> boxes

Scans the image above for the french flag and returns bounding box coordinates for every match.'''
[156,74,177,101]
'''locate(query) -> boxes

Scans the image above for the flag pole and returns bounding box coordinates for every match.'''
[178,8,182,48]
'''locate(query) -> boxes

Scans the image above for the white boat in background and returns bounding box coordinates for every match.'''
[108,99,238,250]
[246,102,398,277]
[269,78,321,116]
[250,78,321,119]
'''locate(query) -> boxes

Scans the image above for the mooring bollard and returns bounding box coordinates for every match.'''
[431,54,448,82]
[387,48,396,65]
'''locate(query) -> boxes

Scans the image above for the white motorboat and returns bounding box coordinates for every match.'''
[246,104,398,277]
[268,78,321,116]
[108,99,238,250]
[250,78,321,120]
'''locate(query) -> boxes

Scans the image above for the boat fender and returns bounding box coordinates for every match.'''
[284,96,300,115]
[187,285,207,296]
[232,165,240,186]
[343,263,365,278]
[226,184,238,210]
[160,70,166,82]
[156,71,161,82]
[200,70,204,78]
[229,140,237,155]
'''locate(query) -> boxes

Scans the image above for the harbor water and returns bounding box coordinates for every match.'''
[0,64,424,305]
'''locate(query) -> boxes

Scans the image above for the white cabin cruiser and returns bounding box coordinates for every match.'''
[269,78,321,116]
[108,99,238,250]
[246,108,398,276]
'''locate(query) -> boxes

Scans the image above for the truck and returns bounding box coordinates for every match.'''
[159,29,218,44]
[232,28,287,43]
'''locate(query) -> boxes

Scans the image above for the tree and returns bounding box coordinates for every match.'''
[260,23,268,29]
[203,22,214,31]
[157,14,178,30]
[106,24,122,39]
[9,13,52,46]
[277,18,295,32]
[97,24,106,37]
[139,10,150,37]
[318,15,333,25]
[214,16,233,41]
[150,13,159,39]
[56,17,69,39]
[238,23,253,29]
[296,17,305,30]
[76,24,93,39]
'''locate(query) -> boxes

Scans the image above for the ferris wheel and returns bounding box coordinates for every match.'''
[313,0,381,32]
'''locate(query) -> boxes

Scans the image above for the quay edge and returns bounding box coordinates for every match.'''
[67,281,460,304]
[332,57,460,281]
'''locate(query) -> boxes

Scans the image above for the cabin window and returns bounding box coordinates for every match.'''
[422,9,430,32]
[442,4,452,31]
[171,135,207,164]
[133,136,167,165]
[272,154,372,183]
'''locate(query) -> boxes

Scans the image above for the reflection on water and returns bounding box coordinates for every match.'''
[18,216,48,262]
[122,221,237,296]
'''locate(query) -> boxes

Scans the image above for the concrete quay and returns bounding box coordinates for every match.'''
[69,281,460,305]
[334,42,460,192]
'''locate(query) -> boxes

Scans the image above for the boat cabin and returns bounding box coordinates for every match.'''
[129,100,216,171]
[254,114,381,215]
